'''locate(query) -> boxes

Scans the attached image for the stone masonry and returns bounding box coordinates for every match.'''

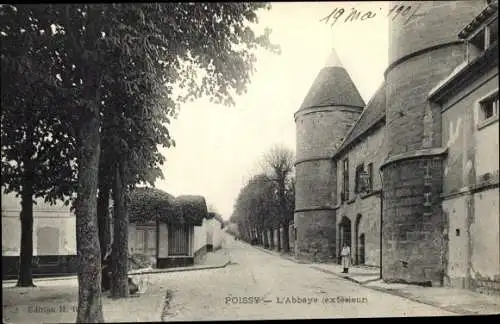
[381,1,484,285]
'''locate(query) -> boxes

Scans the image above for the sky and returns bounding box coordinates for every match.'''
[155,2,390,219]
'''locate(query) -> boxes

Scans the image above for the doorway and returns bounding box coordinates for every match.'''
[338,216,352,263]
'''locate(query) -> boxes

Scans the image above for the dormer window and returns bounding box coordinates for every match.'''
[462,0,498,62]
[467,16,498,60]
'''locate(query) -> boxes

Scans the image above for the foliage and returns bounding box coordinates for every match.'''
[128,187,180,224]
[175,195,208,226]
[128,253,156,271]
[1,2,280,320]
[232,145,295,244]
[0,4,78,205]
[128,189,209,226]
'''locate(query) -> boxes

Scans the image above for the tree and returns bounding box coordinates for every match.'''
[261,145,295,252]
[2,3,279,321]
[232,173,280,246]
[0,4,78,288]
[100,2,281,302]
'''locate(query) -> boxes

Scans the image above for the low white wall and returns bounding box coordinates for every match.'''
[193,218,208,253]
[212,219,223,250]
[2,191,76,256]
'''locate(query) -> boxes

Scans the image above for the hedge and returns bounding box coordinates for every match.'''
[128,187,182,224]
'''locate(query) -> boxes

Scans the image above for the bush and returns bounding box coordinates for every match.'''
[129,253,156,271]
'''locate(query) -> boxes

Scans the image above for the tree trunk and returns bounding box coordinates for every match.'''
[111,161,129,298]
[269,229,274,249]
[282,221,290,253]
[75,111,104,323]
[97,182,111,291]
[277,225,281,251]
[17,151,35,287]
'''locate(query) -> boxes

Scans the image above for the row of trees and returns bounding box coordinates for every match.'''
[229,145,295,253]
[1,4,279,322]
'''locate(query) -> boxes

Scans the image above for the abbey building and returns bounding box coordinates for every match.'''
[294,0,499,295]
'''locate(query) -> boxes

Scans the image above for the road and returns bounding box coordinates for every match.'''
[158,234,456,321]
[2,233,458,323]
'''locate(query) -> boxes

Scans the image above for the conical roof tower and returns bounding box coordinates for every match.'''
[298,48,365,111]
[294,47,365,263]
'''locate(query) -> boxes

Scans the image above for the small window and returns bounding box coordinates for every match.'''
[479,92,499,124]
[355,164,365,194]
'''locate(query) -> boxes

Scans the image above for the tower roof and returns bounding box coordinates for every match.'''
[298,48,365,111]
[333,81,386,157]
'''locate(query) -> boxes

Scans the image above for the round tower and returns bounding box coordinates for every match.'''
[294,49,364,262]
[381,1,485,285]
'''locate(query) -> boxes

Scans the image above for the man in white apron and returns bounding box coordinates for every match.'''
[341,243,351,273]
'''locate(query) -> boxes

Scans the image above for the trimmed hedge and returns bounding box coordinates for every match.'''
[175,195,208,226]
[129,187,181,224]
[128,188,209,226]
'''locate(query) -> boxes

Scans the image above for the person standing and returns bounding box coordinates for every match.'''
[341,242,351,273]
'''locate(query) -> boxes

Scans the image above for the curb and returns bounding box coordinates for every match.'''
[250,244,310,264]
[2,257,232,284]
[309,265,380,285]
[363,285,472,316]
[128,259,231,276]
[247,243,476,316]
[309,266,364,285]
[309,265,473,316]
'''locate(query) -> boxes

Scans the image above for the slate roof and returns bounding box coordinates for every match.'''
[298,49,365,111]
[458,0,498,39]
[333,82,386,157]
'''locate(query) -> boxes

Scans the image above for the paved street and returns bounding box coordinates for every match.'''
[160,234,456,321]
[3,233,463,323]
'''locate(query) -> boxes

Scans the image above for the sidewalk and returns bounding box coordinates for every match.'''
[2,248,231,285]
[251,243,500,316]
[129,248,231,276]
[2,248,232,323]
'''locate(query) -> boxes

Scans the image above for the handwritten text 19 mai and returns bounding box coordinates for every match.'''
[320,3,426,27]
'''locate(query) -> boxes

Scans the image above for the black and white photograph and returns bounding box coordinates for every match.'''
[1,1,499,323]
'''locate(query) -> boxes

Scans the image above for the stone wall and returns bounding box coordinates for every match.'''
[334,124,385,267]
[382,0,484,285]
[382,157,445,285]
[294,106,362,262]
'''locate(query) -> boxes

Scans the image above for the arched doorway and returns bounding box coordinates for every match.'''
[355,214,362,265]
[338,216,352,264]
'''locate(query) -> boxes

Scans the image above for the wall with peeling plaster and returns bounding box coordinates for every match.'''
[440,62,499,294]
[441,67,499,194]
[471,191,500,283]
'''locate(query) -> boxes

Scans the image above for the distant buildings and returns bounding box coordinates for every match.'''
[294,0,499,295]
[2,186,226,278]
